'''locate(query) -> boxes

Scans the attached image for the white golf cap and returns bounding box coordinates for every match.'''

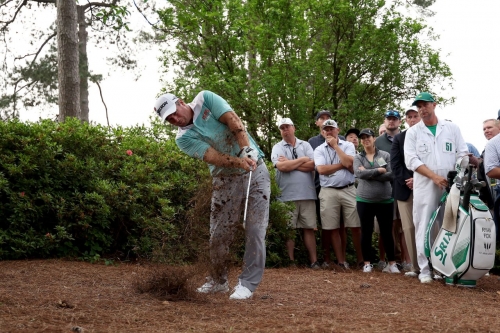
[154,93,179,122]
[277,118,294,128]
[322,119,338,129]
[406,105,418,113]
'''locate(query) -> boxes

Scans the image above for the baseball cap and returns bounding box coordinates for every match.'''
[154,93,179,122]
[412,92,435,106]
[315,110,331,120]
[406,105,418,113]
[322,119,338,129]
[358,128,375,137]
[384,110,401,119]
[278,118,294,128]
[345,128,360,138]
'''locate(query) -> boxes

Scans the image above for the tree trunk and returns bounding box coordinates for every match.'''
[57,0,80,121]
[77,5,89,123]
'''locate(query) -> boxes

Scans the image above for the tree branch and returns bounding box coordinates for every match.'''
[0,0,27,29]
[95,80,110,127]
[132,0,157,26]
[82,0,118,11]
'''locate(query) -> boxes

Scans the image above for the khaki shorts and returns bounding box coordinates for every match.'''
[289,200,317,229]
[319,186,360,230]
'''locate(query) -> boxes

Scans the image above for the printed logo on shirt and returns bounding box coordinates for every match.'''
[202,108,211,120]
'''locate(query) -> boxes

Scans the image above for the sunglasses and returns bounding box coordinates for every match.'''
[292,148,298,159]
[384,110,401,119]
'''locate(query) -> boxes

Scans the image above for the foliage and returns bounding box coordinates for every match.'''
[156,0,452,158]
[0,118,208,261]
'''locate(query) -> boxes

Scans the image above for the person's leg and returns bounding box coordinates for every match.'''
[238,163,270,292]
[209,175,246,283]
[286,239,295,261]
[297,200,318,265]
[320,188,342,264]
[339,207,347,260]
[350,227,364,265]
[355,201,375,264]
[392,203,402,263]
[376,202,396,263]
[316,187,332,263]
[303,229,318,264]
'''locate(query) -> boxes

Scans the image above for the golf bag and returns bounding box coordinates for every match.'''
[425,156,496,287]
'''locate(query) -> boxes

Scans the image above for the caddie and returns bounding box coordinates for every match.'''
[404,92,468,284]
[154,90,270,300]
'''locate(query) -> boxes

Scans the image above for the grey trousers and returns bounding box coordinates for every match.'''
[210,162,270,292]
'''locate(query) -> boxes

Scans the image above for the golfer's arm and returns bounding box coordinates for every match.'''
[203,147,246,169]
[219,111,251,149]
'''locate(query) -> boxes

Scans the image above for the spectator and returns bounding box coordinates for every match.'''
[354,128,399,273]
[313,119,361,270]
[379,124,386,136]
[375,110,404,269]
[345,128,360,151]
[271,118,319,268]
[308,110,344,268]
[479,119,500,206]
[404,92,468,284]
[390,106,421,277]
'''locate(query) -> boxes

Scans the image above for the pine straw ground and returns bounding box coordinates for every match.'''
[0,260,499,333]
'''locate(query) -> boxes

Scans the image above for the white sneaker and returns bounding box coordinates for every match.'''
[229,281,253,300]
[363,264,373,273]
[196,278,229,293]
[404,271,418,277]
[382,263,401,273]
[420,275,433,284]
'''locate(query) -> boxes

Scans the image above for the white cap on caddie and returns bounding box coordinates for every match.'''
[154,93,179,122]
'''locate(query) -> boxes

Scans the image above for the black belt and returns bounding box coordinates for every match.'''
[327,183,354,190]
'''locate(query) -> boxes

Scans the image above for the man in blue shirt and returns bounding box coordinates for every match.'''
[154,91,270,300]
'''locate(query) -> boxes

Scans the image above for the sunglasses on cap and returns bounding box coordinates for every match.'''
[384,110,401,119]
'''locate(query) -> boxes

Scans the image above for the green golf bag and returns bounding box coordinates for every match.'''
[425,156,496,287]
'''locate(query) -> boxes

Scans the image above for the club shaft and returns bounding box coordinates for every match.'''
[243,170,252,224]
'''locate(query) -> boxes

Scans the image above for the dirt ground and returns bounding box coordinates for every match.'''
[1,260,500,333]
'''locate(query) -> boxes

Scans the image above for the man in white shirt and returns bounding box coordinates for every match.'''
[404,92,468,284]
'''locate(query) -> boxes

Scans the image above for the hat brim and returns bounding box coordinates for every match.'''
[345,129,360,137]
[158,104,177,123]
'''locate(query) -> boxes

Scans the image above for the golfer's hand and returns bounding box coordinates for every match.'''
[239,146,259,162]
[377,167,386,174]
[432,175,448,190]
[241,157,256,171]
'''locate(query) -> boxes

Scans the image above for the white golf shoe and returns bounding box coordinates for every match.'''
[196,278,229,293]
[229,281,253,300]
[362,264,373,273]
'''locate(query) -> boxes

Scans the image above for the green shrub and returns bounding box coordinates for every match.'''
[0,118,209,261]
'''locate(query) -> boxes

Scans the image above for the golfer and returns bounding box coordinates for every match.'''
[154,90,270,300]
[404,92,467,284]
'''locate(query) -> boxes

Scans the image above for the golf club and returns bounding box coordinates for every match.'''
[242,170,252,229]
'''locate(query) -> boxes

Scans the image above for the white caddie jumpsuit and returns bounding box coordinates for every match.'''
[404,118,468,279]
